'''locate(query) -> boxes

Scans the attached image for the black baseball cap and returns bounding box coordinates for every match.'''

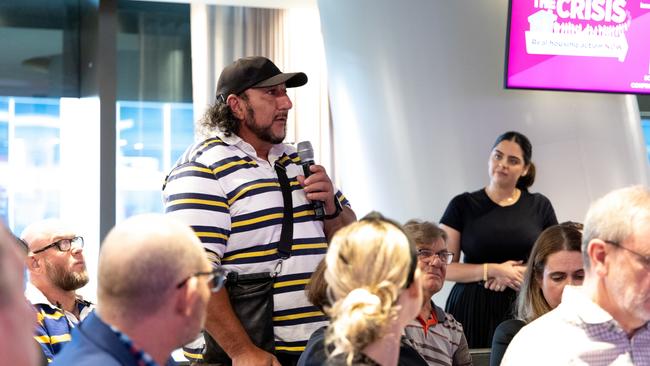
[216,56,308,103]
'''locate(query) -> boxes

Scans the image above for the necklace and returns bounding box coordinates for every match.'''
[487,187,520,206]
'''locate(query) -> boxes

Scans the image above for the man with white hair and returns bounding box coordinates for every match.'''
[52,214,223,365]
[0,223,40,366]
[502,185,650,365]
[22,219,93,361]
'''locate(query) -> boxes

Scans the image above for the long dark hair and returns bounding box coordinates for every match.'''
[492,131,535,190]
[516,224,582,322]
[198,93,249,138]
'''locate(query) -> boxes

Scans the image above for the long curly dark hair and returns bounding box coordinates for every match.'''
[199,93,248,137]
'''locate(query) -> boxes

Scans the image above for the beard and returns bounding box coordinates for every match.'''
[242,104,286,145]
[45,260,89,292]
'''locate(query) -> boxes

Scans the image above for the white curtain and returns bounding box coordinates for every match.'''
[190,2,334,176]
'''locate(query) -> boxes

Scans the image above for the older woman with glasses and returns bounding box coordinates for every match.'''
[403,220,472,366]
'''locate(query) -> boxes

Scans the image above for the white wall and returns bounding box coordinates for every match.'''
[318,0,649,302]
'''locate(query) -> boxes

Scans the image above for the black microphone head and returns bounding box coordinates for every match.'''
[297,141,314,162]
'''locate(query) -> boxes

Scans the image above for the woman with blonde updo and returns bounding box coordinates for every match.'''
[323,213,423,366]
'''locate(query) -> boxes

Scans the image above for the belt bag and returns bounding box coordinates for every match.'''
[202,271,276,364]
[200,161,295,364]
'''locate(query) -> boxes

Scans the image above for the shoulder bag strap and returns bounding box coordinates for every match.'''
[274,161,294,259]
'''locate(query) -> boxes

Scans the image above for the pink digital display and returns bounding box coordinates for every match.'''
[506,0,650,94]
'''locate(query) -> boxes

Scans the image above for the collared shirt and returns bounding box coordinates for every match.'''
[25,282,94,362]
[403,301,472,366]
[108,323,158,366]
[163,131,350,360]
[415,305,439,335]
[502,286,650,365]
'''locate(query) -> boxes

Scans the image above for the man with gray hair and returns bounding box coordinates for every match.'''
[503,185,650,365]
[22,219,93,361]
[402,220,472,366]
[52,214,225,366]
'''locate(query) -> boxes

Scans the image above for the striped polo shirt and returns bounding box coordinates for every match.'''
[403,301,472,366]
[25,282,94,362]
[163,132,349,360]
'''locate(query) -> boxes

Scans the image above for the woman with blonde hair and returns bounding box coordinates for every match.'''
[322,213,423,366]
[490,223,584,366]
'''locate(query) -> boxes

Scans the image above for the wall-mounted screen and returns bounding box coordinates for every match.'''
[506,0,650,94]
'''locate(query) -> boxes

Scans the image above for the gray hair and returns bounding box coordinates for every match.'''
[403,219,447,246]
[582,185,650,269]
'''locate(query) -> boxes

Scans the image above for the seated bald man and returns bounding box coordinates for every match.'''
[22,219,93,362]
[52,214,224,366]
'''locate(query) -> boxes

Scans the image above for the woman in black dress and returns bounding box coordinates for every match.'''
[440,131,557,348]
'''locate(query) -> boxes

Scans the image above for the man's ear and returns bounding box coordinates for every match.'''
[27,255,41,273]
[175,277,198,317]
[227,94,245,120]
[587,239,608,277]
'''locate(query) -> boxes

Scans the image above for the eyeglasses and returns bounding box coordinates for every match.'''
[32,236,84,254]
[603,240,650,267]
[176,267,227,293]
[417,249,453,265]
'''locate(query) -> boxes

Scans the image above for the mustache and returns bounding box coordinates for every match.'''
[423,269,443,275]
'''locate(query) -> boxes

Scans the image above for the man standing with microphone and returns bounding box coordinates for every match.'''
[163,56,356,366]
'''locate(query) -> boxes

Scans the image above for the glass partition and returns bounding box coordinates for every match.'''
[116,101,193,221]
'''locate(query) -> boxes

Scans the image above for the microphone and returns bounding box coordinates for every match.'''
[297,141,326,220]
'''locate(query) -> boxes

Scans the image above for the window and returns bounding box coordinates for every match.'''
[115,0,192,221]
[0,97,61,233]
[0,0,193,304]
[116,101,193,221]
[0,0,83,232]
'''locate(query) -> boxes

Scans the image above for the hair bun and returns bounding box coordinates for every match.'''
[340,288,381,312]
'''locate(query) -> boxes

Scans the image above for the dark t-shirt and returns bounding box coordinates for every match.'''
[490,319,526,366]
[440,189,557,264]
[298,326,427,366]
